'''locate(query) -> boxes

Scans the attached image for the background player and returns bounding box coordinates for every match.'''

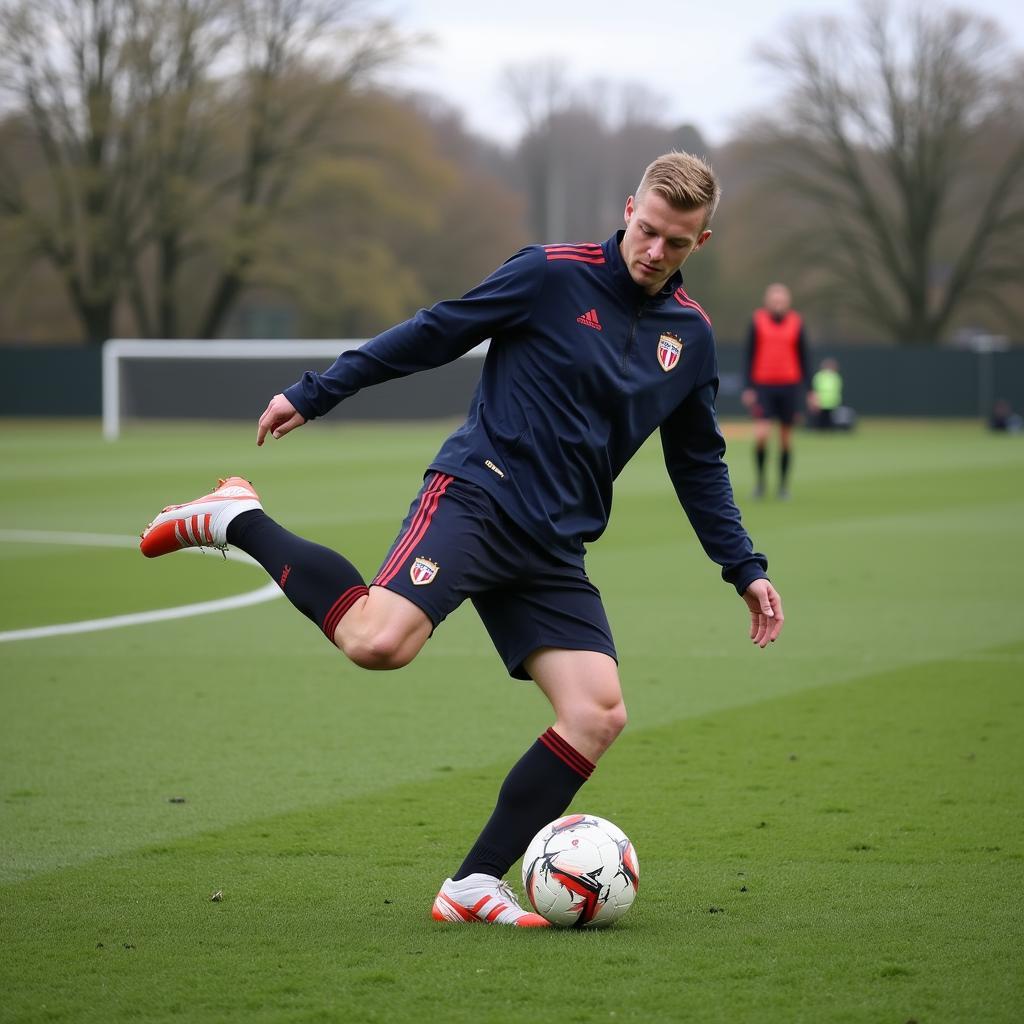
[140,152,785,928]
[809,357,843,430]
[741,283,810,498]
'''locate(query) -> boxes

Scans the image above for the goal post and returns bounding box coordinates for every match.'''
[101,338,487,440]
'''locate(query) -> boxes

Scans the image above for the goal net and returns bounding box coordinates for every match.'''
[101,339,486,440]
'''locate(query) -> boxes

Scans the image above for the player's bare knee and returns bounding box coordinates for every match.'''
[340,629,416,671]
[572,698,627,751]
[602,700,628,745]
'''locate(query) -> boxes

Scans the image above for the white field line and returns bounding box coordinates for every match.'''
[0,529,281,644]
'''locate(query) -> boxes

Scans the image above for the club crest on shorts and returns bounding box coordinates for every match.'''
[657,332,683,372]
[410,556,439,586]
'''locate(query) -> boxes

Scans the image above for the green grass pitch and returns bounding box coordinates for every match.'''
[1,417,1022,1024]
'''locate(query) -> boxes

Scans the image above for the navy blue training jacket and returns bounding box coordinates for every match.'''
[283,231,768,595]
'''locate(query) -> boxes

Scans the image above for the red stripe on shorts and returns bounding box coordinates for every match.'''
[372,473,453,588]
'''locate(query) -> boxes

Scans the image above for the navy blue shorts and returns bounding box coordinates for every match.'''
[754,384,802,426]
[371,472,617,680]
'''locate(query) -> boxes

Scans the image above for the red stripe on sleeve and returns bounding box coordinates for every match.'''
[543,243,602,253]
[545,253,606,264]
[673,287,712,327]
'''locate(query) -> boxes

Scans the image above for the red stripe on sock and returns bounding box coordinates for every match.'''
[539,734,592,779]
[322,585,369,639]
[539,728,595,779]
[542,731,595,778]
[373,473,453,587]
[541,727,591,764]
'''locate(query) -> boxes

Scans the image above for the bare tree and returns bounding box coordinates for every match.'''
[122,0,230,338]
[195,0,407,338]
[500,60,574,240]
[0,0,147,342]
[502,63,705,243]
[500,60,570,136]
[756,1,1024,343]
[0,0,406,342]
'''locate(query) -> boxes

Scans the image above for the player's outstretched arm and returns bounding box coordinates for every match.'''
[743,578,784,648]
[257,394,306,447]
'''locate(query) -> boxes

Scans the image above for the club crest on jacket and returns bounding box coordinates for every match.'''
[657,332,683,372]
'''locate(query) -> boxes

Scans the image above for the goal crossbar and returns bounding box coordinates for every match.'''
[101,338,487,440]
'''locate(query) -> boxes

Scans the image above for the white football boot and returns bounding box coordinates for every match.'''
[431,873,549,927]
[140,476,262,558]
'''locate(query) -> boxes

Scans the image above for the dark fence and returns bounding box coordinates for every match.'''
[0,346,103,416]
[2,342,1023,421]
[714,344,1024,418]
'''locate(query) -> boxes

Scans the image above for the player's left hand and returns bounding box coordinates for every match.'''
[743,579,784,648]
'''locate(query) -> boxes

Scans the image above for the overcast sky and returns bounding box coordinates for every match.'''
[381,0,1024,147]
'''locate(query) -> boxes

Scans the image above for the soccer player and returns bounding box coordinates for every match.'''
[141,152,785,927]
[741,283,810,498]
[809,357,843,430]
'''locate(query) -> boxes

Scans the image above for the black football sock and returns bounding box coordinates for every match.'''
[780,448,791,488]
[453,727,595,881]
[755,444,767,487]
[226,509,367,641]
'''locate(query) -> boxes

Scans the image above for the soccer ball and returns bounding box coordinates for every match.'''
[522,813,639,927]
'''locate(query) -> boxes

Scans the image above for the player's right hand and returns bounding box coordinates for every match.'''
[257,394,306,447]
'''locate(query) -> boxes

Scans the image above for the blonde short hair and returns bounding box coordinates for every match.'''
[636,151,721,225]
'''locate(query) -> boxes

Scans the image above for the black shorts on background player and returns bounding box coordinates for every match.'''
[754,384,801,426]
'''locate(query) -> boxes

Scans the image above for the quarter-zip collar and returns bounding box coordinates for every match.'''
[605,230,684,306]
